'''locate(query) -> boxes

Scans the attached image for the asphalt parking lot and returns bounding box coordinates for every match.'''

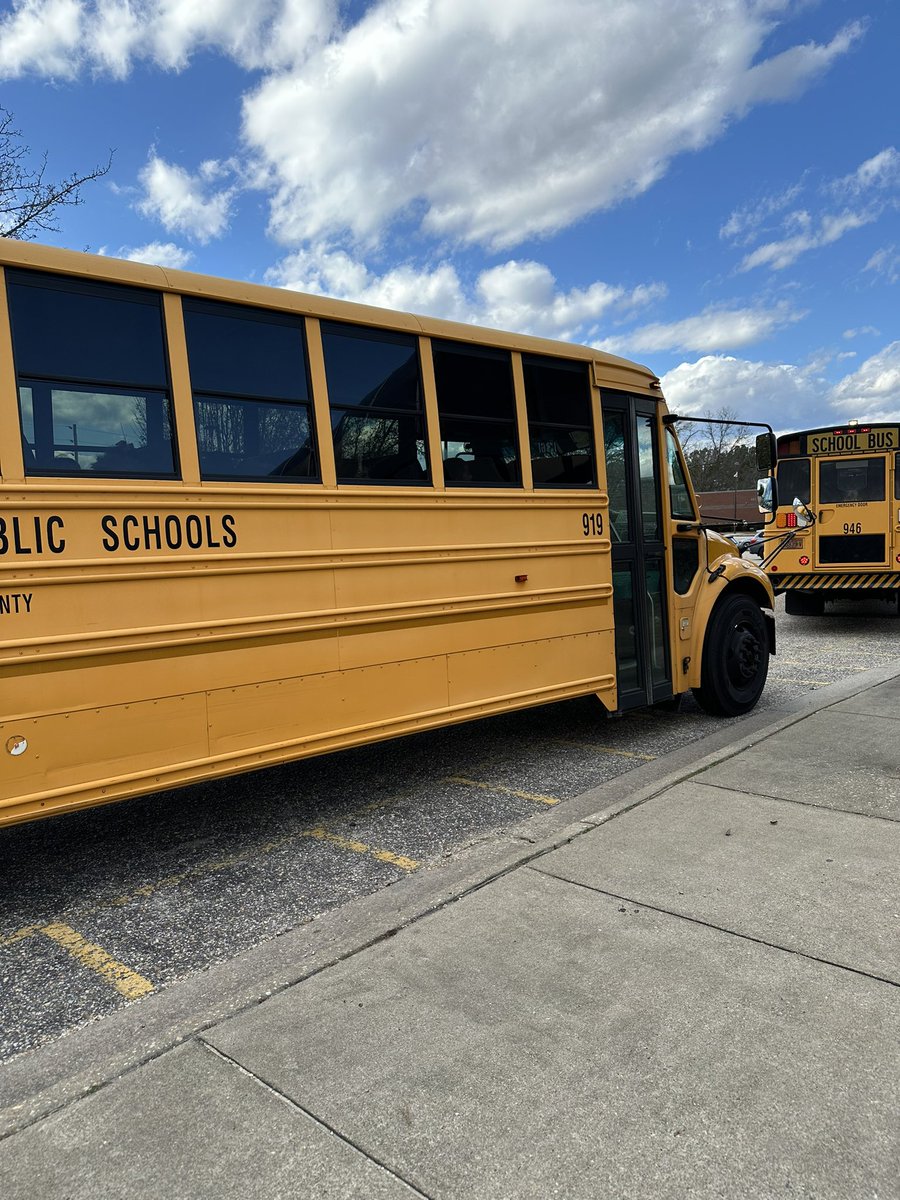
[2,592,899,1063]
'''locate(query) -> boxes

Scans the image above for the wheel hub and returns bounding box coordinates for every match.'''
[731,627,760,682]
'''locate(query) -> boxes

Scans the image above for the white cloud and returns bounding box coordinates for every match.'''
[117,240,194,268]
[92,0,142,78]
[660,354,824,429]
[737,209,876,272]
[243,1,862,250]
[660,342,900,432]
[864,246,900,285]
[0,0,82,79]
[719,182,805,246]
[830,147,900,199]
[137,154,235,242]
[474,261,664,341]
[829,342,900,419]
[843,325,881,339]
[0,0,338,77]
[267,246,662,341]
[725,146,899,273]
[597,301,805,356]
[0,2,863,255]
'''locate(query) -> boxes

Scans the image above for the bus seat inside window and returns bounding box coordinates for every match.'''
[184,298,318,482]
[522,355,595,488]
[322,322,429,484]
[432,341,520,486]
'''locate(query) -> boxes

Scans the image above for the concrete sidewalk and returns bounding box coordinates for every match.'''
[1,667,898,1199]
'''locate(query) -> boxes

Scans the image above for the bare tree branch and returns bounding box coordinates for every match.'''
[0,108,113,240]
[680,407,757,491]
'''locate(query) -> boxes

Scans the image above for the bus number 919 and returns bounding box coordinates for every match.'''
[582,512,604,537]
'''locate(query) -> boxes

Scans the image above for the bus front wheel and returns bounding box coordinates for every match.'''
[693,593,769,717]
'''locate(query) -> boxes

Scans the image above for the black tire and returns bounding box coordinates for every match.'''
[784,591,825,616]
[693,592,770,717]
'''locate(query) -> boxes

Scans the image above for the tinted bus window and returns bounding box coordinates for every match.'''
[322,323,428,483]
[603,410,630,542]
[522,356,595,487]
[777,457,810,506]
[8,270,176,477]
[819,457,884,503]
[184,299,318,481]
[433,342,520,485]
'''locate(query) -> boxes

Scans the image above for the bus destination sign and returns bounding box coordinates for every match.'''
[803,427,900,455]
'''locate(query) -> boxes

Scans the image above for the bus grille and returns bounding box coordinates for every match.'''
[818,534,885,564]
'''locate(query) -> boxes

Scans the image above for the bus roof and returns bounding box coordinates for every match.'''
[779,420,898,441]
[0,237,661,396]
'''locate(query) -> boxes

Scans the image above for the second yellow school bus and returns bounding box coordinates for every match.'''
[764,422,900,614]
[0,240,775,828]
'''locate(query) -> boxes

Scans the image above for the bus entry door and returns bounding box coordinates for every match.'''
[602,395,673,709]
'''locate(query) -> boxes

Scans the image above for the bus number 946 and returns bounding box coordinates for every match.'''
[843,522,862,535]
[582,512,604,537]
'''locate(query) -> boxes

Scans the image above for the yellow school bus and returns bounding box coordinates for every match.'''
[764,422,900,615]
[0,240,775,827]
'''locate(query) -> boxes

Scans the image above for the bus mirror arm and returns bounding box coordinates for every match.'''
[793,498,816,527]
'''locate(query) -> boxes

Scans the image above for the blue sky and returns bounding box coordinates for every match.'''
[1,0,898,432]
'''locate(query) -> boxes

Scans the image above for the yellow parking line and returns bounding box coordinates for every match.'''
[1,820,420,949]
[551,738,656,760]
[779,677,832,687]
[304,828,419,872]
[444,776,560,806]
[39,923,155,1001]
[0,924,38,948]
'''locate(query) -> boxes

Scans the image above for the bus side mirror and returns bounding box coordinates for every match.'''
[757,477,778,513]
[755,432,776,472]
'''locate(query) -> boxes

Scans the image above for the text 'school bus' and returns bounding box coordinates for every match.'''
[762,422,900,615]
[0,240,776,828]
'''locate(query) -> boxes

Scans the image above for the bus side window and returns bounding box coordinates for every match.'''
[522,355,595,487]
[321,322,429,485]
[184,299,318,482]
[665,429,695,520]
[777,457,810,506]
[603,411,630,542]
[7,270,177,478]
[432,341,521,486]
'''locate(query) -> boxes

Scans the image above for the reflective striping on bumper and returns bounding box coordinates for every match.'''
[777,572,900,591]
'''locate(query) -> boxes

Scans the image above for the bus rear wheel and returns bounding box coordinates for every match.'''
[784,591,825,616]
[693,593,769,717]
